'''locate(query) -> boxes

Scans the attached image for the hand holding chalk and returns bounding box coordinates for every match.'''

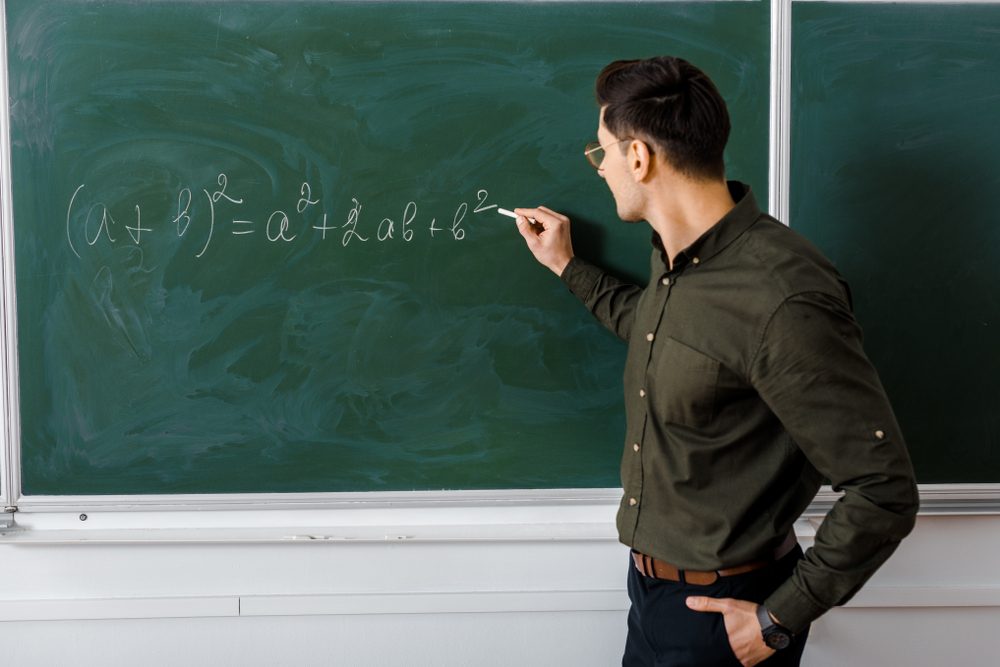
[508,205,575,277]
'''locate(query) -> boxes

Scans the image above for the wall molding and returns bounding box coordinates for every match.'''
[3,583,999,624]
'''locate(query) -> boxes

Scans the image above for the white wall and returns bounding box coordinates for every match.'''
[1,505,998,666]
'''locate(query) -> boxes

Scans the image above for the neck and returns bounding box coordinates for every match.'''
[645,177,736,269]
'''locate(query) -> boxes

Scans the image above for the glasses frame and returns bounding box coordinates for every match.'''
[584,138,630,170]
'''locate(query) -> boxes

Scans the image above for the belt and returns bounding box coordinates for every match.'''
[631,532,798,586]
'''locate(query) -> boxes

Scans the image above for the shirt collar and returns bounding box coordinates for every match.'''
[651,181,762,269]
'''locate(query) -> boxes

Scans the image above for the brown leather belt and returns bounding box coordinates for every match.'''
[631,532,798,586]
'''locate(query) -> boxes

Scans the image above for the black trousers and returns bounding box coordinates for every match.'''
[623,545,810,666]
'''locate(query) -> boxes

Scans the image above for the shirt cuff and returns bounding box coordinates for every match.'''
[559,256,604,302]
[763,578,828,636]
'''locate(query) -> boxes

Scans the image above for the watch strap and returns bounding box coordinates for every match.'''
[756,605,793,650]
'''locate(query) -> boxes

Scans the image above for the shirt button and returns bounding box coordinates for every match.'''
[628,497,638,507]
[661,277,670,286]
[692,257,700,265]
[639,389,646,398]
[646,332,655,342]
[633,443,640,452]
[875,429,885,439]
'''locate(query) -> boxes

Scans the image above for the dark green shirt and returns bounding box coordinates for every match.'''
[560,182,918,634]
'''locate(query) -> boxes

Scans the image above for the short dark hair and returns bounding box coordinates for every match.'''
[595,56,730,180]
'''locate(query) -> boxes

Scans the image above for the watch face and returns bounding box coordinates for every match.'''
[765,631,792,651]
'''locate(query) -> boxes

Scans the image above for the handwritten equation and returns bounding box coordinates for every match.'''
[65,174,503,259]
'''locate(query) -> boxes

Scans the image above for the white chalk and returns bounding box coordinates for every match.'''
[497,207,537,224]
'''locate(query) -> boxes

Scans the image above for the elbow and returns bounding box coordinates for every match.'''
[897,469,921,526]
[901,477,920,535]
[884,474,920,540]
[846,470,920,538]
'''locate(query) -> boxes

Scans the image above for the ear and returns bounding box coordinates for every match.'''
[628,140,653,183]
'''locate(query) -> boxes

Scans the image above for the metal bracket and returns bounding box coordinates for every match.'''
[0,506,19,535]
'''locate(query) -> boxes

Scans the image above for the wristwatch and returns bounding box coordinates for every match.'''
[756,605,793,650]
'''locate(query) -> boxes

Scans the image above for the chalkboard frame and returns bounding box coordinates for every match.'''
[1,0,771,501]
[0,0,14,514]
[0,0,998,522]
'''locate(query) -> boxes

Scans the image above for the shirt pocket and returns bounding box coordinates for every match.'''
[651,337,720,429]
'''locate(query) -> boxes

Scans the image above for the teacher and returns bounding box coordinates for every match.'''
[514,56,919,666]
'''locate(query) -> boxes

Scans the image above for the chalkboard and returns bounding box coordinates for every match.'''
[6,1,770,495]
[791,4,1000,483]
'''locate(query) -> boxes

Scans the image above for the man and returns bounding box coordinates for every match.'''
[514,57,919,666]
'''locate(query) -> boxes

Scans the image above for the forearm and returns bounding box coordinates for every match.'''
[764,478,918,633]
[560,256,641,341]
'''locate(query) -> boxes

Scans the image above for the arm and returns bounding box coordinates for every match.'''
[752,291,920,633]
[514,206,642,341]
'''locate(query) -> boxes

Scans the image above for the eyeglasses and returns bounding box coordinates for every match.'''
[584,138,630,170]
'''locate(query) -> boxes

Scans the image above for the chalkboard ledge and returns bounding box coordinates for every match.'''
[2,485,999,543]
[10,488,624,513]
[4,488,625,542]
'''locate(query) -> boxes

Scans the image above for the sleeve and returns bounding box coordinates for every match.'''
[751,291,920,634]
[559,256,643,342]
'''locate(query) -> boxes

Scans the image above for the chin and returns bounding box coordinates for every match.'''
[611,190,645,222]
[615,206,645,223]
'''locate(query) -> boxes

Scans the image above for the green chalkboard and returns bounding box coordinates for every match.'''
[791,4,1000,483]
[7,1,769,495]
